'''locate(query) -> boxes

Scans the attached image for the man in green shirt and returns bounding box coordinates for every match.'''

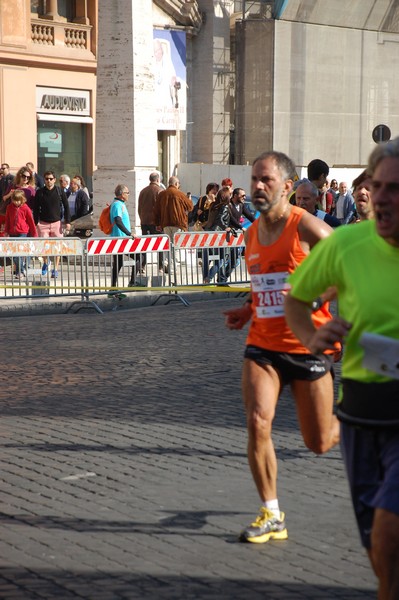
[284,138,399,600]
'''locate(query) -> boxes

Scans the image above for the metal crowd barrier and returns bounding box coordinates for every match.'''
[84,235,171,303]
[172,230,248,287]
[0,232,250,312]
[0,237,85,301]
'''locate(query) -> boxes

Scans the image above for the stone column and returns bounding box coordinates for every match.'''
[43,0,61,20]
[190,0,232,164]
[93,0,158,232]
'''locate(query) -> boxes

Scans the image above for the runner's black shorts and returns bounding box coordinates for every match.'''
[244,345,334,385]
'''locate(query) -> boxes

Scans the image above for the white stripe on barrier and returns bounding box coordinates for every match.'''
[87,235,170,255]
[173,231,245,249]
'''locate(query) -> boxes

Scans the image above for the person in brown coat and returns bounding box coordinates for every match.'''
[154,176,193,240]
[138,172,163,270]
[138,172,162,234]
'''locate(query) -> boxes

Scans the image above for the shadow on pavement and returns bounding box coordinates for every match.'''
[0,569,377,599]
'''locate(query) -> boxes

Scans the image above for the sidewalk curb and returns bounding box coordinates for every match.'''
[0,290,242,318]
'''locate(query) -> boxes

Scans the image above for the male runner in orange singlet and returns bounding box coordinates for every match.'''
[224,151,339,543]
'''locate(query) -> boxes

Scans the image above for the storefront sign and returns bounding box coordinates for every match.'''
[36,87,90,116]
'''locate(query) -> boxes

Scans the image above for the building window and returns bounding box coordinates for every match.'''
[58,0,76,22]
[37,120,87,188]
[31,0,76,22]
[31,0,45,15]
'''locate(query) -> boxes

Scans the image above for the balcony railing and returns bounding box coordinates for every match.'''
[31,18,92,51]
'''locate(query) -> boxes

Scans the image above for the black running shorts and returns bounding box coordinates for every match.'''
[244,345,334,384]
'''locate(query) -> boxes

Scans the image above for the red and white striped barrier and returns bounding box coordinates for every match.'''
[173,230,245,249]
[87,235,170,255]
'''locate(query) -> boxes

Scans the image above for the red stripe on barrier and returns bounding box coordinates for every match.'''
[172,231,245,249]
[179,233,190,248]
[89,238,105,254]
[191,233,200,247]
[121,238,131,252]
[141,238,152,252]
[157,236,168,250]
[152,237,161,251]
[210,233,219,246]
[88,235,171,255]
[108,238,119,253]
[155,236,168,251]
[198,234,209,248]
[161,236,170,250]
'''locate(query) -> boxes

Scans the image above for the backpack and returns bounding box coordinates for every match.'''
[98,204,113,234]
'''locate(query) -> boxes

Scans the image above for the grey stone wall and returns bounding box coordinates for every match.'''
[274,20,399,167]
[190,0,232,164]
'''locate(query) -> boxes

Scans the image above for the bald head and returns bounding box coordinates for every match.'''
[149,172,160,183]
[296,182,319,213]
[339,182,348,195]
[168,176,180,187]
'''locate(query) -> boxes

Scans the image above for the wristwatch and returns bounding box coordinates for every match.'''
[311,297,323,311]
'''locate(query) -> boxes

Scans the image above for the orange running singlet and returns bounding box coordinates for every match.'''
[245,206,333,353]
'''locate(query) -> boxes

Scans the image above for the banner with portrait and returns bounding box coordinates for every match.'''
[153,30,187,131]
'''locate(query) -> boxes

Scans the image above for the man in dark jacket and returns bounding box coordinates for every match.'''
[229,188,255,230]
[296,181,341,228]
[0,163,14,204]
[33,170,71,278]
[68,177,90,220]
[220,187,255,284]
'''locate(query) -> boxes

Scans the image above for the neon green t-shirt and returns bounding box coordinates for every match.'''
[289,220,399,383]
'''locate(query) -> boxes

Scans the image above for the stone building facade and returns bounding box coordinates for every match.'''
[233,0,399,168]
[0,0,97,187]
[1,1,399,230]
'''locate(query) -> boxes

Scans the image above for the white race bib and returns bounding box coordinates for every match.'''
[359,332,399,379]
[251,271,290,318]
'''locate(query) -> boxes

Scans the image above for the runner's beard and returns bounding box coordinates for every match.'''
[252,191,280,214]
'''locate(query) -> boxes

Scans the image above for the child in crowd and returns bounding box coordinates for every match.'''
[5,189,38,276]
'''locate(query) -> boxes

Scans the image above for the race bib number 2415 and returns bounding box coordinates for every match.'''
[251,271,290,318]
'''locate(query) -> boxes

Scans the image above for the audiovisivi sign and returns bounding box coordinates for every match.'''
[36,87,90,117]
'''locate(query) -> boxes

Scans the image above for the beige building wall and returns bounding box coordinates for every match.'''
[274,20,399,167]
[0,0,97,177]
[0,66,96,171]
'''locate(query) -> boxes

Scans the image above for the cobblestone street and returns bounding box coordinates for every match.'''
[0,298,376,599]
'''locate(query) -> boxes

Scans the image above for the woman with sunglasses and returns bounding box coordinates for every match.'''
[0,166,36,236]
[2,167,36,210]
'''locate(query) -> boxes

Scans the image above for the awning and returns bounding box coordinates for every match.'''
[37,114,93,124]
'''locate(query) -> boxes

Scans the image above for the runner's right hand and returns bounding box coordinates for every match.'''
[223,304,252,330]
